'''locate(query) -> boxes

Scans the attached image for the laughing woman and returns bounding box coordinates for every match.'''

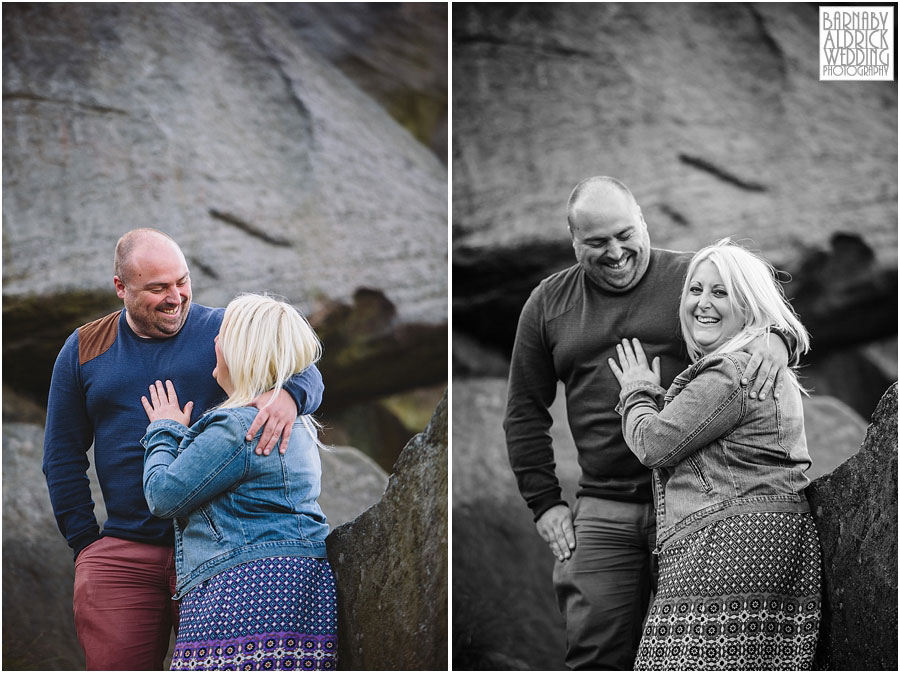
[141,294,337,671]
[609,240,821,671]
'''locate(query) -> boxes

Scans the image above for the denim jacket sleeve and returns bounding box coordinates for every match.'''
[617,354,746,469]
[141,411,249,518]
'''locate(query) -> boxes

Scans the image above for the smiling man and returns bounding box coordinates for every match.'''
[42,228,324,670]
[503,176,791,670]
[113,231,192,338]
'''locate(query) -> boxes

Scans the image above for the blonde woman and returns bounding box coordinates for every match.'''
[141,294,336,671]
[609,240,821,670]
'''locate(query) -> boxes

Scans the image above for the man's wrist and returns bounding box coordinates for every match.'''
[72,532,102,561]
[769,326,798,365]
[531,497,567,523]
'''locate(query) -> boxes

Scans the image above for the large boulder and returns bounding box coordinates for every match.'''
[452,378,577,670]
[2,423,98,670]
[1,418,388,671]
[452,2,897,360]
[274,3,447,160]
[451,377,895,669]
[807,383,898,671]
[326,391,448,670]
[2,3,447,409]
[800,394,868,481]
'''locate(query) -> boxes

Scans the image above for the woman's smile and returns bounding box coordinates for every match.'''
[683,260,742,354]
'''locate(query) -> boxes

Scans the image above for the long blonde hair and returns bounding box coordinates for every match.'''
[217,293,323,444]
[679,240,810,388]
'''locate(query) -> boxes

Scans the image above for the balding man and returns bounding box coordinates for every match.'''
[504,177,792,669]
[42,228,324,670]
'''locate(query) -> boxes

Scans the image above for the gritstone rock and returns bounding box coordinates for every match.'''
[326,390,448,670]
[452,378,577,670]
[2,423,100,670]
[807,383,898,671]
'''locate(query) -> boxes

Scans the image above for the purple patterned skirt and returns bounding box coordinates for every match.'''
[170,556,337,671]
[635,512,821,671]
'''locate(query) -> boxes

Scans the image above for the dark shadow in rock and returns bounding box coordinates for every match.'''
[2,291,122,405]
[310,288,447,410]
[323,402,413,473]
[786,234,898,350]
[453,240,573,355]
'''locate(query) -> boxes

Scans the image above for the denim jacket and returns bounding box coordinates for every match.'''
[142,407,328,599]
[617,351,812,551]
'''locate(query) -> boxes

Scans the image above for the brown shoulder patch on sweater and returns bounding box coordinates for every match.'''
[78,311,121,365]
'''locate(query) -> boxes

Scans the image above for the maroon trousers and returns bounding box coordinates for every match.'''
[73,536,178,670]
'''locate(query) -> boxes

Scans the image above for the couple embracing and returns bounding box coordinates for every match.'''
[43,229,336,671]
[505,177,821,671]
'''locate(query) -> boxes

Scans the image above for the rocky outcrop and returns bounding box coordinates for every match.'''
[2,423,99,670]
[1,420,388,670]
[801,395,868,481]
[310,289,447,409]
[451,377,896,669]
[807,383,898,671]
[452,3,897,367]
[326,391,448,670]
[2,3,447,410]
[452,378,577,670]
[274,3,447,161]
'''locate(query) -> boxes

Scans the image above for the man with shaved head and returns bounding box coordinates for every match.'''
[504,177,792,669]
[43,228,324,670]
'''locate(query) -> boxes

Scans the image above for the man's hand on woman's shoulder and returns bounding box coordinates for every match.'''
[247,389,298,456]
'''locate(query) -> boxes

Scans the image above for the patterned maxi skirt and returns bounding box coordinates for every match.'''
[634,512,821,671]
[170,556,337,671]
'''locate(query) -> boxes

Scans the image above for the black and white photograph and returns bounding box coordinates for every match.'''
[451,3,897,671]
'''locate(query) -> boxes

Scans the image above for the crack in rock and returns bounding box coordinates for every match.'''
[3,91,130,116]
[208,208,294,247]
[678,153,768,192]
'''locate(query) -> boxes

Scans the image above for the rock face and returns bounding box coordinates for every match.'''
[452,377,897,669]
[452,2,897,364]
[275,3,448,161]
[320,447,389,529]
[800,395,868,481]
[2,423,97,670]
[452,378,577,670]
[2,3,447,410]
[807,383,898,671]
[1,420,388,671]
[326,391,448,671]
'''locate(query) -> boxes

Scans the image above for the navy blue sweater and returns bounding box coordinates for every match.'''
[42,304,324,558]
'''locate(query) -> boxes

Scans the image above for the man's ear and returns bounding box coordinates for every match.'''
[113,275,127,300]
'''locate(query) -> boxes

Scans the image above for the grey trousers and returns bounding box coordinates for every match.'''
[553,496,657,670]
